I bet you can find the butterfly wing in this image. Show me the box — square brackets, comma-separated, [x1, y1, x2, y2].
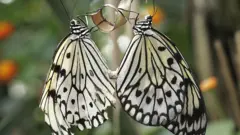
[151, 29, 207, 135]
[55, 34, 115, 130]
[44, 91, 73, 135]
[163, 83, 207, 135]
[40, 35, 74, 135]
[40, 34, 115, 134]
[116, 31, 186, 126]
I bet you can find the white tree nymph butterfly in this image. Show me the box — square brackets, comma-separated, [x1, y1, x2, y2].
[116, 15, 207, 135]
[39, 19, 116, 135]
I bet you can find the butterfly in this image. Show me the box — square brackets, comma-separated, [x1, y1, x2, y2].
[39, 19, 116, 135]
[116, 15, 207, 135]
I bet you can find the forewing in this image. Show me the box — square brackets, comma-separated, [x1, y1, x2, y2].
[116, 32, 185, 126]
[151, 29, 207, 134]
[39, 34, 73, 135]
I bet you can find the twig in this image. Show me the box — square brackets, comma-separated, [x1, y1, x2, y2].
[234, 31, 240, 87]
[214, 39, 240, 128]
[104, 0, 121, 135]
[192, 0, 213, 80]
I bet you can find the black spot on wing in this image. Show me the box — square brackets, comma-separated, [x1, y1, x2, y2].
[173, 53, 182, 63]
[89, 102, 93, 108]
[166, 91, 172, 97]
[144, 87, 149, 94]
[60, 69, 66, 77]
[157, 98, 163, 105]
[48, 90, 57, 103]
[76, 118, 85, 125]
[136, 90, 142, 97]
[66, 52, 71, 58]
[53, 65, 61, 73]
[71, 99, 75, 104]
[167, 58, 174, 66]
[158, 46, 166, 51]
[63, 87, 68, 92]
[48, 90, 56, 98]
[146, 96, 152, 104]
[171, 76, 177, 84]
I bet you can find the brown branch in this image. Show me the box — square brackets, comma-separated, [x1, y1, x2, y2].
[104, 1, 121, 135]
[192, 0, 213, 80]
[234, 31, 240, 87]
[214, 39, 240, 128]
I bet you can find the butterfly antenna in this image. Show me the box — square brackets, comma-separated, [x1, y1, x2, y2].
[76, 15, 88, 26]
[117, 7, 139, 26]
[76, 14, 98, 32]
[152, 0, 157, 17]
[85, 16, 89, 26]
[60, 0, 70, 21]
[71, 0, 78, 19]
[88, 20, 104, 33]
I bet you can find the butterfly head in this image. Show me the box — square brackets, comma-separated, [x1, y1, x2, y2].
[145, 15, 153, 22]
[70, 19, 88, 35]
[133, 15, 153, 34]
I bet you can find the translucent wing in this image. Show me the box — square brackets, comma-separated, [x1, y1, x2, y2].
[117, 33, 185, 126]
[40, 35, 74, 135]
[152, 30, 207, 135]
[40, 20, 115, 134]
[55, 35, 115, 130]
[116, 16, 207, 134]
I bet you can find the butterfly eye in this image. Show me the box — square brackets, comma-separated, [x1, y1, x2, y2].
[70, 21, 74, 25]
[145, 15, 152, 20]
[77, 20, 81, 25]
[70, 20, 76, 26]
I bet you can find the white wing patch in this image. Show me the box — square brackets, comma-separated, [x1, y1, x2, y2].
[40, 34, 115, 134]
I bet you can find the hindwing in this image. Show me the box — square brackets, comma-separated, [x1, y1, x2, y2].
[152, 30, 207, 134]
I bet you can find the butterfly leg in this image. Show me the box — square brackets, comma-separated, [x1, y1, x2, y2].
[107, 68, 119, 79]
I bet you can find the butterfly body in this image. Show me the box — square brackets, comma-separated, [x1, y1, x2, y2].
[116, 15, 207, 135]
[39, 19, 115, 135]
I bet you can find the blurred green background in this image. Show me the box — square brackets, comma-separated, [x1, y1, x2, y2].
[1, 0, 240, 135]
